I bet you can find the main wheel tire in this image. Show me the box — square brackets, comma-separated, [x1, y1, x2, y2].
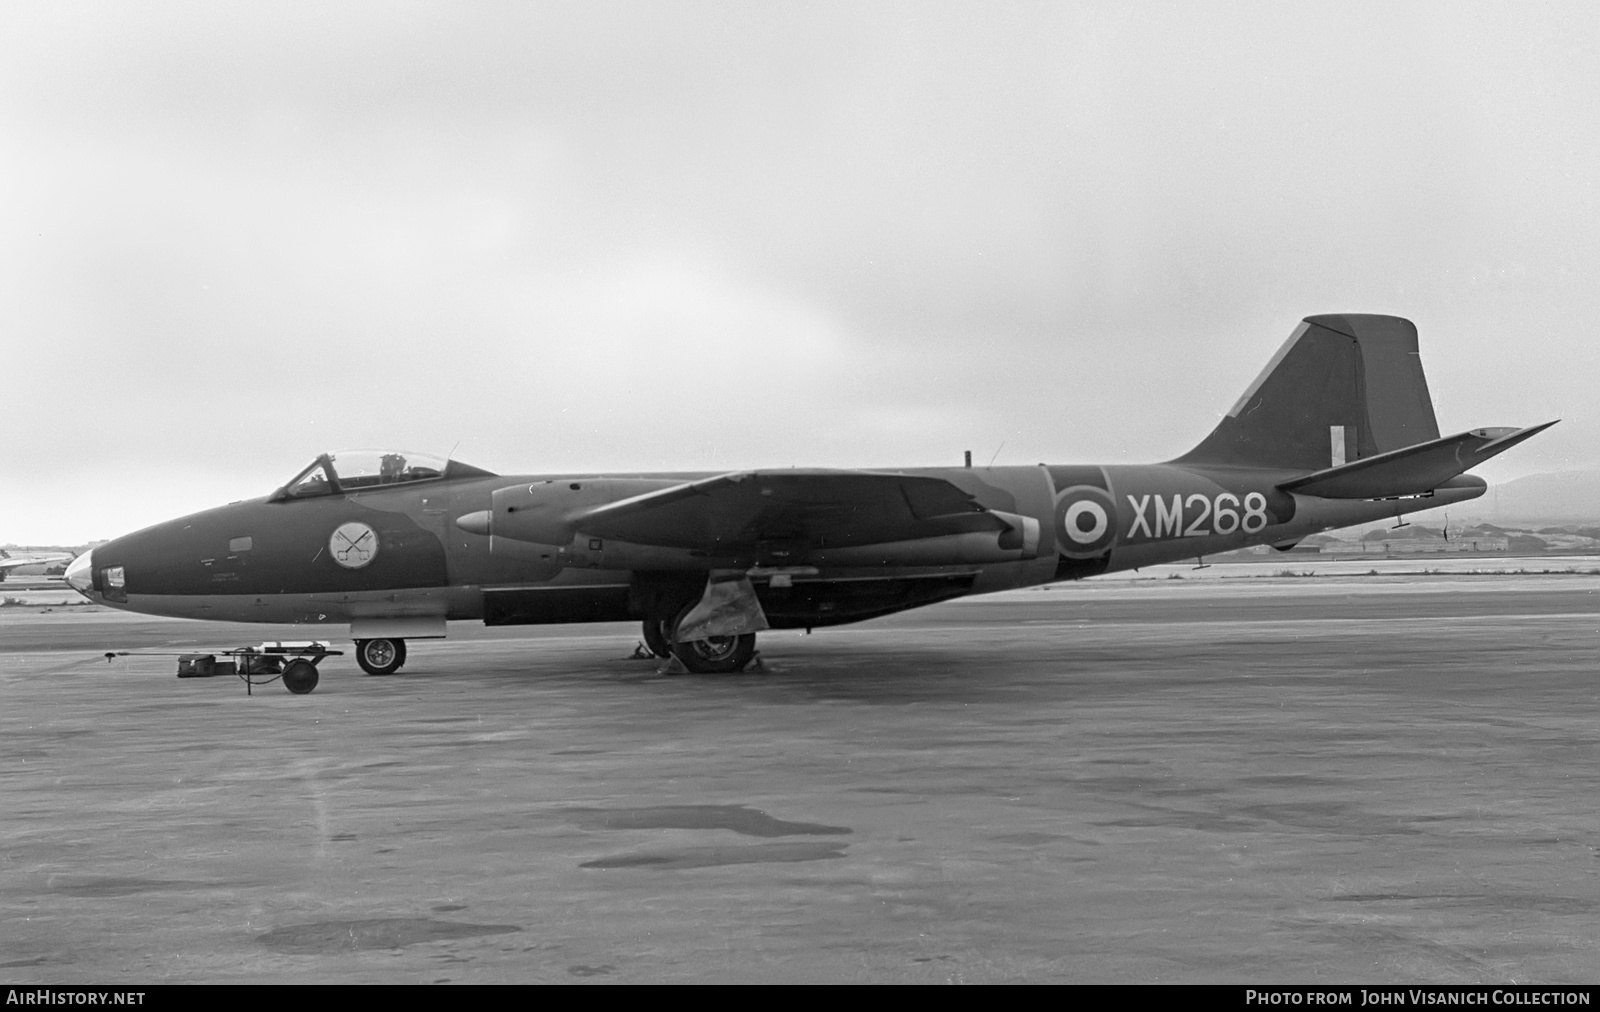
[671, 632, 757, 674]
[282, 659, 319, 695]
[355, 638, 406, 676]
[641, 617, 674, 659]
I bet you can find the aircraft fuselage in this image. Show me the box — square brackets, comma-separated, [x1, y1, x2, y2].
[73, 461, 1485, 630]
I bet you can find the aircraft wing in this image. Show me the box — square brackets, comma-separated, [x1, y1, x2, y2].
[1278, 421, 1557, 499]
[573, 470, 1009, 551]
[0, 553, 72, 572]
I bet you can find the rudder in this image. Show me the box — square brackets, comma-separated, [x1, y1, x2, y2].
[1176, 314, 1440, 471]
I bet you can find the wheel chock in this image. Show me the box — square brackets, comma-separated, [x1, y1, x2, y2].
[629, 642, 655, 660]
[656, 655, 690, 676]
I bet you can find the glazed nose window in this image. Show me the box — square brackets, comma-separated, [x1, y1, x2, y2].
[101, 566, 127, 602]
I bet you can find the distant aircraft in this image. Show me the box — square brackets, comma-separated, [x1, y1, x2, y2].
[0, 550, 74, 582]
[67, 315, 1552, 686]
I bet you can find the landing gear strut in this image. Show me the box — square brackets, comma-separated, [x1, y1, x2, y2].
[355, 637, 407, 676]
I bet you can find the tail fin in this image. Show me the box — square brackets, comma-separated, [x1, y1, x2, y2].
[1177, 314, 1440, 471]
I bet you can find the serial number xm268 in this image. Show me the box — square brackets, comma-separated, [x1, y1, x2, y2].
[67, 315, 1551, 688]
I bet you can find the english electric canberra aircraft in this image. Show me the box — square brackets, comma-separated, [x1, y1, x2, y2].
[67, 315, 1551, 685]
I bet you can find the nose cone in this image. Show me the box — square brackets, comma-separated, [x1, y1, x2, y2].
[65, 550, 93, 597]
[455, 510, 492, 536]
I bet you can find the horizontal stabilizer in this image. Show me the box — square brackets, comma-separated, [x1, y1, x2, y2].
[1279, 421, 1557, 499]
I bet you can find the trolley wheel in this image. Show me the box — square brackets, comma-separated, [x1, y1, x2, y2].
[282, 658, 319, 695]
[355, 638, 406, 676]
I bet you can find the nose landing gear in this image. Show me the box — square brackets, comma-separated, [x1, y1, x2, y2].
[354, 637, 407, 676]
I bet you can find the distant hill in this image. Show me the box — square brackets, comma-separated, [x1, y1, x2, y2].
[1453, 469, 1600, 526]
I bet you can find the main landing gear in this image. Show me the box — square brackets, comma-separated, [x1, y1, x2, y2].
[355, 637, 407, 676]
[640, 609, 758, 675]
[671, 631, 757, 674]
[641, 618, 674, 660]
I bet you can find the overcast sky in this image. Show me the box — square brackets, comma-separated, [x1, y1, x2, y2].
[3, 2, 1597, 544]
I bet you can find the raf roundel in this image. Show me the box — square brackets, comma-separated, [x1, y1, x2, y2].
[1053, 485, 1117, 559]
[329, 521, 379, 569]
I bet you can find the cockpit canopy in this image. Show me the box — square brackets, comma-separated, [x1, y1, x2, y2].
[279, 450, 450, 499]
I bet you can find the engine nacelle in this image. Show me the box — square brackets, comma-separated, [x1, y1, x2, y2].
[808, 513, 1039, 568]
[457, 486, 1042, 570]
[458, 478, 679, 548]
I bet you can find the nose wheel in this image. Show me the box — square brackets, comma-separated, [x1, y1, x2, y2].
[354, 637, 407, 676]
